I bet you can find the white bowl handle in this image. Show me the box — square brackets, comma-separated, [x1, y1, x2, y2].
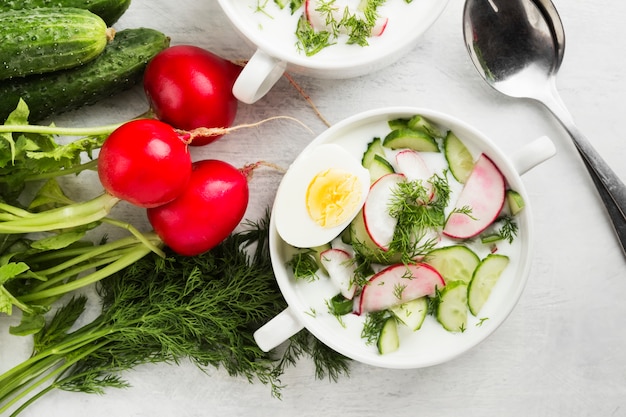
[232, 49, 287, 104]
[253, 307, 304, 352]
[510, 135, 556, 175]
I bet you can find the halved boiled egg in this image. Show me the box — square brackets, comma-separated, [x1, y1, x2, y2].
[274, 144, 370, 248]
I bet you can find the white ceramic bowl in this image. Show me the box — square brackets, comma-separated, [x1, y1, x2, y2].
[216, 0, 450, 103]
[254, 107, 555, 369]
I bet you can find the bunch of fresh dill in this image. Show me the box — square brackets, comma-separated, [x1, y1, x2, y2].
[0, 214, 351, 416]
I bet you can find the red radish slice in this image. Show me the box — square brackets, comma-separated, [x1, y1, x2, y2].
[395, 149, 434, 201]
[363, 173, 405, 251]
[305, 0, 388, 37]
[443, 154, 506, 239]
[358, 263, 445, 314]
[320, 248, 357, 299]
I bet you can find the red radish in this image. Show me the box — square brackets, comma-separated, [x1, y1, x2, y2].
[143, 45, 242, 146]
[363, 173, 405, 251]
[305, 0, 388, 37]
[147, 159, 249, 256]
[320, 248, 357, 299]
[443, 153, 506, 239]
[358, 263, 445, 314]
[395, 149, 434, 201]
[98, 119, 192, 208]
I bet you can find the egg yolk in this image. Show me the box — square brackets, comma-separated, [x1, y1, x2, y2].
[306, 168, 363, 228]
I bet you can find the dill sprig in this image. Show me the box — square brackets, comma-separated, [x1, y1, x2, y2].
[0, 214, 351, 415]
[387, 173, 452, 261]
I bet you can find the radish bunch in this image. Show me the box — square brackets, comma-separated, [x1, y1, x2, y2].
[98, 118, 249, 256]
[98, 45, 251, 256]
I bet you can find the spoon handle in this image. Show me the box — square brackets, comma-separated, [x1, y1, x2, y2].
[541, 82, 626, 255]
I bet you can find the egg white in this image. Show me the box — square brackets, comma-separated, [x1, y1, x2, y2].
[274, 144, 371, 248]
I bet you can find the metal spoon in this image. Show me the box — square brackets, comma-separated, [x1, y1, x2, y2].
[463, 0, 626, 257]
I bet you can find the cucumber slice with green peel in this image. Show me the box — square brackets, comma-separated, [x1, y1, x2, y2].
[407, 114, 445, 138]
[362, 137, 386, 168]
[391, 297, 428, 331]
[311, 243, 332, 274]
[387, 117, 410, 130]
[377, 317, 400, 354]
[444, 131, 474, 183]
[506, 189, 525, 215]
[383, 128, 439, 152]
[436, 280, 468, 332]
[425, 245, 480, 284]
[368, 154, 395, 184]
[468, 254, 510, 316]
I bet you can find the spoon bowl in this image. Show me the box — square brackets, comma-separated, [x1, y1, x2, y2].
[463, 0, 626, 256]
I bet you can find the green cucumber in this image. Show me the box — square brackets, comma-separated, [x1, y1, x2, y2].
[424, 245, 480, 284]
[0, 8, 112, 81]
[377, 317, 400, 354]
[0, 27, 170, 123]
[467, 254, 509, 316]
[506, 189, 525, 215]
[444, 130, 474, 183]
[383, 128, 439, 152]
[407, 114, 445, 138]
[361, 137, 385, 168]
[368, 154, 395, 184]
[391, 297, 428, 331]
[436, 280, 468, 332]
[387, 117, 410, 130]
[0, 0, 132, 25]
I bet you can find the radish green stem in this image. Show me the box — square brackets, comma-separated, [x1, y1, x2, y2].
[0, 123, 123, 137]
[18, 239, 159, 303]
[0, 193, 120, 234]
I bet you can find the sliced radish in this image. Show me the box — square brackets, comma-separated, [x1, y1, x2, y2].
[443, 153, 506, 239]
[395, 149, 434, 201]
[320, 248, 357, 299]
[305, 0, 388, 37]
[363, 173, 405, 251]
[358, 263, 445, 314]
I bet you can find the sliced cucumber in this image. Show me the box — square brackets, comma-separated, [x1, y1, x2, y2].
[328, 293, 354, 316]
[391, 297, 428, 331]
[506, 189, 525, 215]
[444, 131, 474, 183]
[368, 154, 395, 184]
[424, 245, 480, 284]
[436, 280, 468, 332]
[377, 317, 400, 354]
[387, 117, 410, 130]
[383, 128, 439, 152]
[312, 243, 332, 274]
[361, 137, 386, 168]
[468, 254, 510, 316]
[407, 114, 445, 138]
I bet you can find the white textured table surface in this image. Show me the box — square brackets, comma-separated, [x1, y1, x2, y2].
[2, 1, 626, 416]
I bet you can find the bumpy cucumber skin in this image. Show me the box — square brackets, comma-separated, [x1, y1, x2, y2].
[0, 28, 170, 123]
[0, 8, 109, 81]
[0, 0, 131, 25]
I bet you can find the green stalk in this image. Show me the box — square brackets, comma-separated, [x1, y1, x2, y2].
[0, 322, 110, 397]
[18, 242, 157, 303]
[0, 123, 122, 137]
[0, 341, 110, 416]
[0, 193, 120, 234]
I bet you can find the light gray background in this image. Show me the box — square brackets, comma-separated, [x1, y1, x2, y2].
[1, 1, 626, 416]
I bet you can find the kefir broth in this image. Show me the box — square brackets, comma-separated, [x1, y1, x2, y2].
[276, 113, 527, 366]
[231, 0, 444, 66]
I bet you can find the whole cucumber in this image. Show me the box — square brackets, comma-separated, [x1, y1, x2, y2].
[0, 28, 170, 123]
[0, 8, 113, 81]
[0, 0, 131, 26]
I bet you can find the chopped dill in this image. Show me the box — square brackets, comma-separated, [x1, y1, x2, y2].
[361, 310, 391, 345]
[287, 249, 320, 281]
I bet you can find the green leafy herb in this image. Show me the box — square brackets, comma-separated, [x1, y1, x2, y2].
[287, 249, 320, 281]
[0, 216, 351, 415]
